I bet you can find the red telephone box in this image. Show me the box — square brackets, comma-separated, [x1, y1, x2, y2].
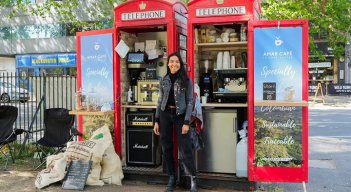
[113, 0, 188, 163]
[188, 0, 308, 183]
[76, 0, 308, 186]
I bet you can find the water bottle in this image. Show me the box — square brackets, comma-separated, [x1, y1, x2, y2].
[127, 86, 133, 103]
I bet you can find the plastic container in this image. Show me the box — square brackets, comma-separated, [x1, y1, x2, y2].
[127, 87, 133, 103]
[236, 137, 248, 177]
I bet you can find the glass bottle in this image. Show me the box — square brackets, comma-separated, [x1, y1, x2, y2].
[75, 88, 82, 110]
[240, 24, 247, 41]
[87, 88, 97, 111]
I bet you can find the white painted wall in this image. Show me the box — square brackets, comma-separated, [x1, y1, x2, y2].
[0, 57, 16, 73]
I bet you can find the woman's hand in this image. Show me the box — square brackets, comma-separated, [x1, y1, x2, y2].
[182, 124, 189, 134]
[153, 122, 160, 135]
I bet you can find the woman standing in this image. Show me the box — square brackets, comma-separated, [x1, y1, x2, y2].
[153, 52, 197, 192]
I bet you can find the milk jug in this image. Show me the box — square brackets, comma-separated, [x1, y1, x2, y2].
[236, 120, 248, 177]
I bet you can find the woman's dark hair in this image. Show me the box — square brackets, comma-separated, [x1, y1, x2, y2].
[166, 52, 189, 87]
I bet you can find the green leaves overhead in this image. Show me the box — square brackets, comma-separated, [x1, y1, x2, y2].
[1, 0, 349, 58]
[262, 0, 351, 58]
[0, 0, 117, 31]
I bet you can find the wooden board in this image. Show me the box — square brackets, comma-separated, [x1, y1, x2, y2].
[69, 110, 114, 116]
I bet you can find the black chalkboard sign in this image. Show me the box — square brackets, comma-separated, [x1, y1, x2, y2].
[62, 160, 92, 190]
[263, 82, 276, 100]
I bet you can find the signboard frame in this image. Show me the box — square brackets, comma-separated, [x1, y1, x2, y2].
[248, 20, 309, 182]
[76, 29, 118, 152]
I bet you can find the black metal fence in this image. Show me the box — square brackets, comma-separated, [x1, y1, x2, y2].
[0, 72, 77, 144]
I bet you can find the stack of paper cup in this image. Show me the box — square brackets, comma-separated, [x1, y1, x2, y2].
[216, 52, 223, 69]
[231, 55, 236, 68]
[223, 51, 230, 69]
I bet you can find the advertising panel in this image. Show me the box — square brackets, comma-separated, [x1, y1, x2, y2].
[254, 27, 303, 167]
[254, 27, 302, 101]
[249, 20, 308, 182]
[80, 33, 114, 107]
[16, 53, 76, 67]
[254, 106, 302, 167]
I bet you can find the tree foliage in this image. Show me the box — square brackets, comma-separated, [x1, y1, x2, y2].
[261, 0, 351, 58]
[1, 0, 349, 58]
[0, 0, 120, 31]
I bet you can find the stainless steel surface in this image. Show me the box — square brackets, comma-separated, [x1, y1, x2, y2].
[197, 109, 237, 174]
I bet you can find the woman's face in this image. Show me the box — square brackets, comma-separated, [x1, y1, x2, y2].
[168, 55, 181, 74]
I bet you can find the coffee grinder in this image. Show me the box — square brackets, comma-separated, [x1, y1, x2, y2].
[199, 60, 213, 102]
[127, 52, 147, 103]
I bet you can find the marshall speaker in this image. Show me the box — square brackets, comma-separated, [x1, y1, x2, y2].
[126, 110, 160, 166]
[126, 128, 161, 166]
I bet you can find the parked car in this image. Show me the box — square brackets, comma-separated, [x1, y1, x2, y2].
[0, 82, 30, 103]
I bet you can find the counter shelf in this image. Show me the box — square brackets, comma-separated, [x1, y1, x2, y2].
[308, 79, 333, 82]
[214, 68, 248, 74]
[201, 103, 247, 108]
[195, 42, 248, 51]
[69, 110, 114, 116]
[254, 100, 309, 107]
[121, 104, 157, 109]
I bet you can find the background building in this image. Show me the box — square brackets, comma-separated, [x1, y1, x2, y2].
[0, 0, 113, 76]
[308, 31, 350, 95]
[345, 36, 351, 84]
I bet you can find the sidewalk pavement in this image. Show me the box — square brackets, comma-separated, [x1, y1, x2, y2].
[0, 170, 236, 192]
[309, 95, 351, 108]
[2, 95, 350, 192]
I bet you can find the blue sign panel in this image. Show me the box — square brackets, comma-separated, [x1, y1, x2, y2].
[31, 54, 58, 66]
[16, 53, 76, 67]
[58, 53, 76, 66]
[81, 33, 114, 107]
[16, 55, 31, 67]
[254, 27, 302, 101]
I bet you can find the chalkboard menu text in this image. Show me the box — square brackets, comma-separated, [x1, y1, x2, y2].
[62, 160, 92, 190]
[263, 82, 276, 100]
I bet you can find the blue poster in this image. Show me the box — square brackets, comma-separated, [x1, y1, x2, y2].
[254, 27, 302, 101]
[81, 33, 114, 108]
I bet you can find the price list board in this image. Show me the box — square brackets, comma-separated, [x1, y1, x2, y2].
[62, 160, 92, 190]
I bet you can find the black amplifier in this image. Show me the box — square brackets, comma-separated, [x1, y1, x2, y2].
[126, 129, 161, 166]
[126, 111, 154, 127]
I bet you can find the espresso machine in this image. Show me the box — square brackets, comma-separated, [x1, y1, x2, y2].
[199, 60, 213, 102]
[199, 73, 213, 102]
[213, 69, 247, 103]
[127, 52, 147, 103]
